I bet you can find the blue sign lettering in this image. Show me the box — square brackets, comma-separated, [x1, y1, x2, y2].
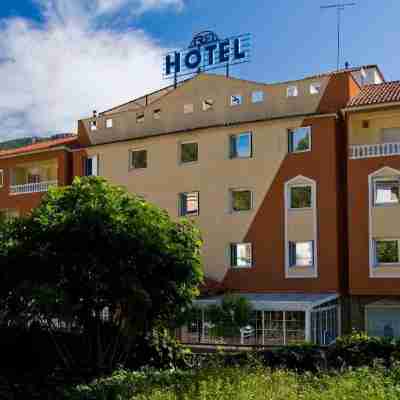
[163, 32, 251, 79]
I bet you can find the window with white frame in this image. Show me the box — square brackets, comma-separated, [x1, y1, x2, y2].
[130, 149, 147, 170]
[287, 85, 298, 97]
[231, 189, 252, 212]
[288, 127, 311, 153]
[289, 185, 312, 209]
[0, 169, 4, 187]
[202, 99, 214, 111]
[289, 241, 314, 267]
[105, 118, 113, 128]
[231, 243, 252, 268]
[84, 155, 99, 176]
[180, 142, 198, 164]
[90, 120, 97, 131]
[373, 178, 400, 205]
[230, 95, 243, 106]
[179, 192, 199, 216]
[374, 239, 400, 265]
[230, 132, 252, 159]
[184, 104, 194, 114]
[310, 82, 321, 95]
[251, 91, 264, 103]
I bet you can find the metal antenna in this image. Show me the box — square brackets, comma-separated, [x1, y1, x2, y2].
[321, 2, 356, 71]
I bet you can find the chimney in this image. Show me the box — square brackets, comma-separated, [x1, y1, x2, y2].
[345, 61, 350, 69]
[93, 110, 97, 118]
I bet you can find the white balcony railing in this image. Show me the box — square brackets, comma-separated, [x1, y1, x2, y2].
[10, 180, 58, 195]
[349, 142, 400, 159]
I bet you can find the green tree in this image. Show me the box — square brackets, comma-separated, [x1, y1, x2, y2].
[0, 176, 203, 372]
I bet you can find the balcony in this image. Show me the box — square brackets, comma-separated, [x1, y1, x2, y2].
[10, 160, 58, 195]
[349, 142, 400, 159]
[10, 180, 58, 195]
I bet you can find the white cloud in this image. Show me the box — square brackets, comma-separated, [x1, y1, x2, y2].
[0, 0, 183, 140]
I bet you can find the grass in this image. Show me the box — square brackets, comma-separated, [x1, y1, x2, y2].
[69, 364, 400, 400]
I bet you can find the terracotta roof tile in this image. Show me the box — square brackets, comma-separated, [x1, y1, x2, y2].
[0, 136, 78, 157]
[347, 81, 400, 108]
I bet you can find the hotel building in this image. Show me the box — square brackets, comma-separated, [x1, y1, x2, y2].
[1, 64, 398, 344]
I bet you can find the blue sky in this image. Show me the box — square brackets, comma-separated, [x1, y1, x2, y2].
[0, 0, 399, 140]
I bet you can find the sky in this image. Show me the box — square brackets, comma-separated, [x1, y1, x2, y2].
[0, 0, 399, 140]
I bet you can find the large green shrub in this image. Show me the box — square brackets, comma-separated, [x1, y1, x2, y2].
[0, 176, 203, 374]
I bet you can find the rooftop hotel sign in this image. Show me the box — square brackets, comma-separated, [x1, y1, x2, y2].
[163, 31, 251, 80]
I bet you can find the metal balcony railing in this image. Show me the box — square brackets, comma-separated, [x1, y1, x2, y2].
[349, 142, 400, 159]
[10, 180, 58, 195]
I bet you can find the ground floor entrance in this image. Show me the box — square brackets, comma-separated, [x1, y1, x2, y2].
[179, 293, 340, 346]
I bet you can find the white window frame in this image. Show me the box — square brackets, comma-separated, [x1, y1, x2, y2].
[287, 85, 298, 97]
[373, 177, 400, 206]
[288, 184, 313, 210]
[184, 104, 194, 114]
[251, 91, 264, 103]
[284, 175, 318, 278]
[288, 126, 312, 154]
[230, 188, 253, 213]
[129, 149, 147, 170]
[0, 169, 4, 187]
[230, 242, 253, 268]
[230, 94, 243, 107]
[105, 118, 113, 128]
[310, 82, 321, 95]
[373, 238, 400, 267]
[202, 99, 214, 111]
[368, 167, 400, 277]
[84, 155, 99, 176]
[288, 241, 314, 268]
[179, 191, 199, 217]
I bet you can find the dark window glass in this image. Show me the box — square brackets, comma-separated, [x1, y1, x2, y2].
[375, 240, 399, 264]
[131, 150, 147, 169]
[181, 143, 198, 163]
[232, 190, 252, 211]
[290, 186, 312, 209]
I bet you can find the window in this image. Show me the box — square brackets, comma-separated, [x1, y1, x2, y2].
[374, 179, 400, 205]
[287, 85, 298, 97]
[382, 128, 400, 143]
[288, 127, 311, 153]
[179, 192, 199, 216]
[181, 142, 198, 164]
[310, 82, 321, 95]
[202, 99, 214, 111]
[289, 185, 312, 209]
[374, 239, 400, 265]
[230, 132, 252, 159]
[251, 91, 264, 103]
[289, 241, 314, 267]
[184, 104, 194, 114]
[230, 95, 243, 106]
[231, 189, 252, 212]
[231, 243, 252, 268]
[90, 120, 97, 131]
[153, 109, 161, 120]
[105, 118, 113, 128]
[84, 155, 98, 176]
[0, 169, 4, 187]
[136, 112, 144, 123]
[130, 150, 147, 170]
